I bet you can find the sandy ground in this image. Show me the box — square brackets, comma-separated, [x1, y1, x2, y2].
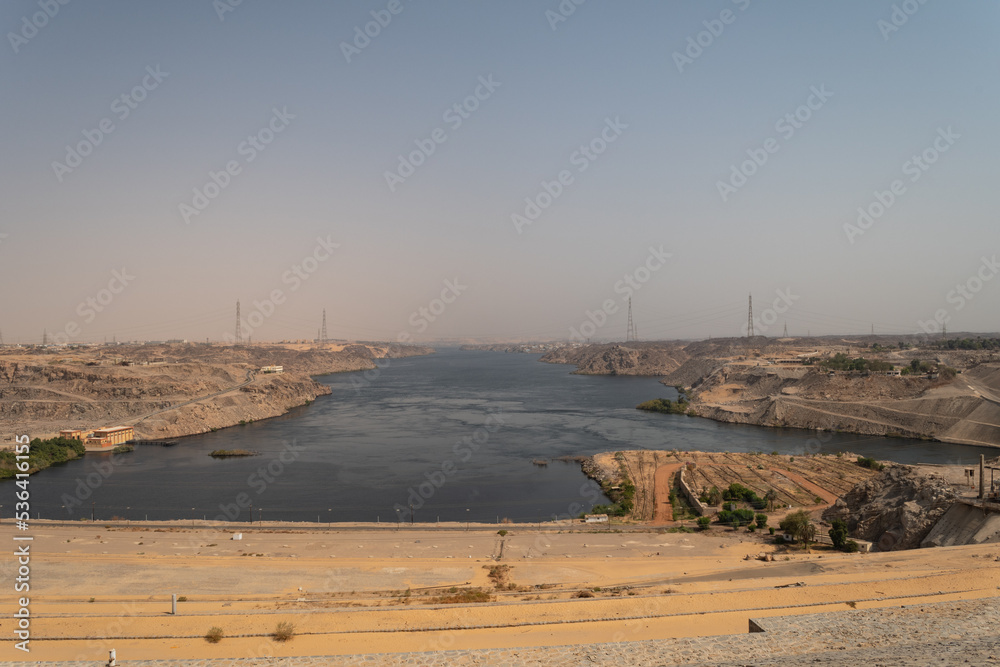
[3, 521, 999, 662]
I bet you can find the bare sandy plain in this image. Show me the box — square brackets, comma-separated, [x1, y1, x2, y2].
[3, 520, 999, 662]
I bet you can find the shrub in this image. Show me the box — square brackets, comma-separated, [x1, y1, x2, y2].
[696, 516, 711, 530]
[768, 527, 775, 535]
[844, 540, 860, 553]
[272, 621, 295, 642]
[755, 513, 768, 529]
[856, 456, 884, 471]
[497, 529, 508, 536]
[176, 596, 188, 602]
[205, 626, 224, 644]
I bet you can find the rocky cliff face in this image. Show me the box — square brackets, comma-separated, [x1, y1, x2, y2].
[540, 343, 688, 376]
[0, 343, 433, 442]
[823, 466, 957, 551]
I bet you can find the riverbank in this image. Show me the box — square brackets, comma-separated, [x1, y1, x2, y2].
[0, 341, 434, 446]
[539, 339, 1000, 449]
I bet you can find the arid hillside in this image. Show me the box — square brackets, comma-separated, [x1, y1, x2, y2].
[539, 342, 689, 376]
[0, 342, 432, 442]
[541, 336, 1000, 448]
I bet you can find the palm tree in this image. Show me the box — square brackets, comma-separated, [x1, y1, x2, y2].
[765, 488, 777, 511]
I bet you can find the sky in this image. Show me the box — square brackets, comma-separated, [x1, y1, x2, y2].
[1, 0, 998, 344]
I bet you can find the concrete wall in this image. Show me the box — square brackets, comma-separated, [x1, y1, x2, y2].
[678, 467, 717, 517]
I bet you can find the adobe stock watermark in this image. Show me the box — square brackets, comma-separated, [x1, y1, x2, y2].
[672, 0, 752, 73]
[717, 85, 833, 203]
[178, 106, 294, 224]
[384, 75, 501, 193]
[877, 0, 931, 41]
[213, 0, 243, 22]
[8, 0, 71, 54]
[340, 0, 411, 63]
[392, 409, 504, 522]
[49, 268, 135, 345]
[222, 235, 340, 343]
[569, 246, 671, 342]
[545, 0, 587, 31]
[511, 116, 628, 234]
[916, 255, 999, 336]
[740, 288, 799, 337]
[215, 439, 304, 522]
[350, 277, 468, 393]
[51, 66, 169, 183]
[59, 449, 132, 516]
[843, 126, 959, 245]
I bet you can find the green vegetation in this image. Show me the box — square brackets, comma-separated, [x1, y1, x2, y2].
[113, 444, 134, 454]
[755, 513, 768, 529]
[819, 353, 894, 373]
[0, 437, 86, 479]
[716, 508, 755, 527]
[696, 516, 711, 530]
[779, 510, 816, 549]
[209, 449, 257, 458]
[829, 519, 861, 553]
[636, 398, 689, 414]
[934, 337, 1000, 350]
[497, 529, 508, 537]
[205, 626, 224, 644]
[856, 456, 885, 471]
[591, 452, 636, 517]
[698, 486, 723, 507]
[722, 483, 766, 508]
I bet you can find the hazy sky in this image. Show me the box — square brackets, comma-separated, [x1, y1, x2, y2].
[2, 1, 998, 344]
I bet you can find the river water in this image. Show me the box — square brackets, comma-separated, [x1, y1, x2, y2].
[25, 349, 997, 523]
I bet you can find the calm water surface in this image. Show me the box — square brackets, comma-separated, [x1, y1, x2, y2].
[27, 349, 997, 522]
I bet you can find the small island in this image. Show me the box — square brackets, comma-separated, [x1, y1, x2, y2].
[636, 398, 690, 415]
[209, 449, 258, 458]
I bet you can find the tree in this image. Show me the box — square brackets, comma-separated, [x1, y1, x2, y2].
[779, 510, 815, 549]
[765, 488, 778, 511]
[829, 519, 849, 550]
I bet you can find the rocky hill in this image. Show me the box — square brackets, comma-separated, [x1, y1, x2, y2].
[539, 342, 688, 376]
[0, 342, 432, 442]
[823, 465, 958, 550]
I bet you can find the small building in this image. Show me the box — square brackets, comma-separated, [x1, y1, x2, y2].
[260, 365, 283, 374]
[885, 369, 901, 377]
[584, 514, 609, 523]
[59, 429, 90, 441]
[84, 426, 134, 451]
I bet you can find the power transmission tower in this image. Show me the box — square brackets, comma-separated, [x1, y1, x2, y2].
[234, 300, 243, 346]
[321, 309, 328, 343]
[42, 329, 48, 345]
[746, 294, 754, 337]
[783, 322, 788, 338]
[626, 297, 637, 342]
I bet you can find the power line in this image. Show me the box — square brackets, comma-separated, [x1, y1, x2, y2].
[234, 300, 243, 346]
[626, 297, 637, 342]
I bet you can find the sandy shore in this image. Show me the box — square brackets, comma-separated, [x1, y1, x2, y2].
[2, 521, 999, 662]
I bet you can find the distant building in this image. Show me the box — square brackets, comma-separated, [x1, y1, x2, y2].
[84, 426, 134, 451]
[584, 514, 609, 523]
[59, 429, 89, 441]
[260, 365, 283, 374]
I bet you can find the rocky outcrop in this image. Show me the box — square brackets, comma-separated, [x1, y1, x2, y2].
[540, 343, 688, 376]
[0, 343, 433, 442]
[823, 466, 957, 551]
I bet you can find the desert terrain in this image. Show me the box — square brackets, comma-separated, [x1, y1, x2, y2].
[3, 520, 999, 663]
[0, 342, 432, 444]
[542, 335, 1000, 448]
